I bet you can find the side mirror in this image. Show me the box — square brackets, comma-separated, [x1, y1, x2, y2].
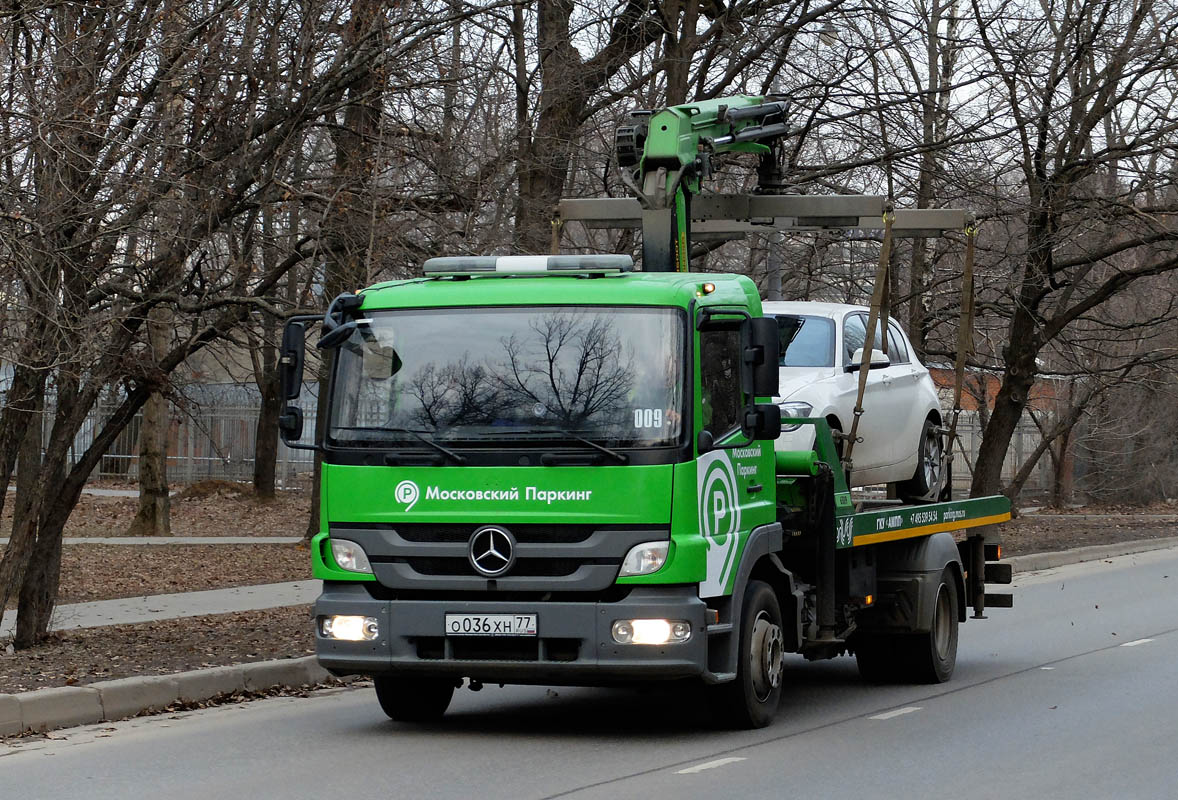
[280, 321, 306, 400]
[697, 429, 715, 454]
[743, 403, 782, 441]
[845, 347, 890, 373]
[317, 320, 356, 350]
[278, 407, 303, 441]
[744, 317, 780, 396]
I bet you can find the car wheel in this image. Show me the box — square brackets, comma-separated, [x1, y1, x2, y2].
[898, 417, 943, 503]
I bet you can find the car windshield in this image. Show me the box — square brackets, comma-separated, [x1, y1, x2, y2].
[774, 315, 835, 367]
[329, 306, 685, 448]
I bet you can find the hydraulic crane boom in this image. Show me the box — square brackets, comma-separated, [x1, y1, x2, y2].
[615, 95, 792, 272]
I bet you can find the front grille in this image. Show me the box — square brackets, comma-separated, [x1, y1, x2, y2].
[332, 523, 667, 593]
[397, 557, 592, 578]
[389, 523, 598, 544]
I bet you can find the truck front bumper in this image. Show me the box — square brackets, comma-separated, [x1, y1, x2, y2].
[314, 582, 709, 685]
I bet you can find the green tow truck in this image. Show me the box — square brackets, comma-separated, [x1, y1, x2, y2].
[278, 96, 1012, 728]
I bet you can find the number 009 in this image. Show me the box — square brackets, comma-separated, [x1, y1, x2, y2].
[633, 408, 663, 428]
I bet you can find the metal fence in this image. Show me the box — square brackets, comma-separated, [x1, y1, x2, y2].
[57, 387, 1052, 500]
[63, 384, 318, 484]
[947, 413, 1051, 500]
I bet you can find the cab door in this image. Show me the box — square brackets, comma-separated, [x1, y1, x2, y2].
[695, 322, 775, 598]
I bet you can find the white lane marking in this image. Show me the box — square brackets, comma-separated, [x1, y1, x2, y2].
[1120, 638, 1155, 647]
[869, 706, 923, 720]
[1040, 667, 1056, 670]
[676, 757, 746, 775]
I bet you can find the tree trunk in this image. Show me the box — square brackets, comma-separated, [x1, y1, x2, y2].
[252, 205, 283, 499]
[14, 454, 66, 648]
[127, 307, 172, 536]
[254, 364, 281, 499]
[970, 304, 1040, 496]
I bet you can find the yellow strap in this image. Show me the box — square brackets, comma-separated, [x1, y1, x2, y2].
[945, 215, 977, 465]
[844, 202, 895, 472]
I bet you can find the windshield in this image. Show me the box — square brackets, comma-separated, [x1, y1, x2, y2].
[329, 306, 686, 448]
[774, 314, 835, 367]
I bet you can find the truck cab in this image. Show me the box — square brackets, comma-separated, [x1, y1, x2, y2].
[283, 255, 796, 724]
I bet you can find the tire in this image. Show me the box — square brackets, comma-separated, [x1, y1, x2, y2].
[854, 567, 959, 684]
[905, 567, 959, 683]
[374, 676, 455, 722]
[709, 580, 785, 729]
[898, 417, 944, 504]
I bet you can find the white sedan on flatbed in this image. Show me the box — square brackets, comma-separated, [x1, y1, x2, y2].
[761, 301, 945, 502]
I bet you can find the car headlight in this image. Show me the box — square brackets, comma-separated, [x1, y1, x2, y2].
[330, 539, 373, 574]
[618, 541, 669, 576]
[777, 401, 813, 432]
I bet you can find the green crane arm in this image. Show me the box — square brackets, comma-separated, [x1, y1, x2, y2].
[616, 95, 792, 272]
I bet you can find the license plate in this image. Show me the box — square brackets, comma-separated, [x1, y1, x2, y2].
[445, 613, 537, 637]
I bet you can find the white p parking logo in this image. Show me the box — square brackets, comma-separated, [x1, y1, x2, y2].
[394, 480, 420, 512]
[711, 490, 728, 531]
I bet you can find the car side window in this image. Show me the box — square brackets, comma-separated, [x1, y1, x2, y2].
[699, 327, 744, 438]
[887, 323, 910, 364]
[842, 313, 867, 364]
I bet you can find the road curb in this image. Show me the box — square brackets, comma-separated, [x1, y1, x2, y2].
[1, 655, 339, 737]
[1006, 536, 1178, 573]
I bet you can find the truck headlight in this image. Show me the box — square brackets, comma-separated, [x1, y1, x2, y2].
[777, 401, 813, 432]
[330, 539, 373, 574]
[618, 541, 669, 576]
[611, 619, 691, 645]
[320, 615, 379, 641]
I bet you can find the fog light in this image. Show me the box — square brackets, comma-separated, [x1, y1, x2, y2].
[321, 615, 379, 641]
[330, 539, 373, 574]
[611, 618, 691, 645]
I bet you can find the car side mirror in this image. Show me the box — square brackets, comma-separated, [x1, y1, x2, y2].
[845, 347, 890, 373]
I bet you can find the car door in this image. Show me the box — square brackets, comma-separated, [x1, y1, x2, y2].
[881, 321, 928, 464]
[834, 312, 883, 472]
[838, 312, 911, 471]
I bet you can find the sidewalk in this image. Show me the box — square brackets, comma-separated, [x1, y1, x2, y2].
[0, 580, 321, 639]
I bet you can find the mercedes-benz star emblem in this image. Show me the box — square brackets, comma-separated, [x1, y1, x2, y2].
[468, 526, 516, 577]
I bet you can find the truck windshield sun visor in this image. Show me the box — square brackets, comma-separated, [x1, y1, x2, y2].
[326, 306, 687, 452]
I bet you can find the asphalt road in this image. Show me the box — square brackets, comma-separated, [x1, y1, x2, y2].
[4, 547, 1176, 800]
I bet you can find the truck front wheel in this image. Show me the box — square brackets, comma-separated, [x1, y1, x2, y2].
[374, 676, 455, 722]
[711, 580, 784, 729]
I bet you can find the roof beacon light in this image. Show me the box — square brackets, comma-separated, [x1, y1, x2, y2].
[423, 254, 634, 276]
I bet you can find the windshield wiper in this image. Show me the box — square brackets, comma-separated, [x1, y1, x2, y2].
[550, 429, 628, 464]
[337, 426, 467, 465]
[388, 428, 468, 465]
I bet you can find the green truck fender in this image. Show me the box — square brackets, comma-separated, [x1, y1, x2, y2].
[702, 521, 804, 683]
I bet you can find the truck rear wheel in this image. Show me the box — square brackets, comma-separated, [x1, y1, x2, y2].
[906, 567, 959, 683]
[374, 676, 455, 722]
[710, 580, 784, 729]
[854, 567, 958, 684]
